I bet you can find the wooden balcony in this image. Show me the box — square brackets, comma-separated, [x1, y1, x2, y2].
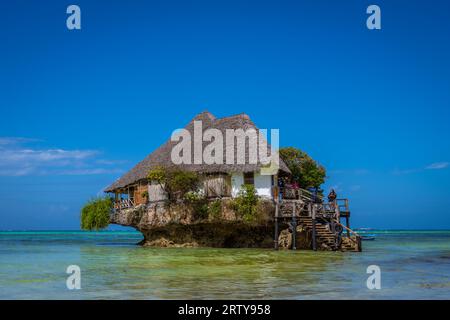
[114, 199, 135, 210]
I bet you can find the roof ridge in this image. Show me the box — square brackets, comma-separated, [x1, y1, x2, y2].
[214, 112, 250, 122]
[192, 110, 216, 121]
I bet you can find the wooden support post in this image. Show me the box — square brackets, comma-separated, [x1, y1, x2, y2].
[331, 220, 338, 250]
[274, 196, 279, 250]
[345, 216, 350, 237]
[291, 202, 297, 250]
[312, 204, 317, 251]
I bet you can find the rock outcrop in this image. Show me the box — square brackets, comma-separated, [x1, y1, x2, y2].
[277, 225, 313, 250]
[111, 199, 324, 249]
[110, 199, 276, 248]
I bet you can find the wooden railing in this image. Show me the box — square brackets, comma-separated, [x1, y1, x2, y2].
[280, 187, 323, 202]
[279, 189, 351, 220]
[333, 219, 362, 251]
[317, 202, 336, 215]
[275, 187, 361, 251]
[114, 199, 135, 210]
[299, 188, 323, 202]
[336, 198, 349, 212]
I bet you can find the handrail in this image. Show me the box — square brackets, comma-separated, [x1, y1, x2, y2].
[333, 219, 362, 251]
[336, 198, 349, 212]
[281, 187, 324, 203]
[281, 188, 349, 207]
[299, 188, 323, 202]
[333, 219, 361, 238]
[114, 198, 135, 210]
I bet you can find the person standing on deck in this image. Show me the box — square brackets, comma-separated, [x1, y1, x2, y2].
[328, 189, 337, 203]
[328, 189, 339, 220]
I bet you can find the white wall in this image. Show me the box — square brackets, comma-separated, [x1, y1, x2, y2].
[231, 172, 273, 199]
[231, 173, 244, 197]
[254, 173, 272, 198]
[148, 181, 167, 202]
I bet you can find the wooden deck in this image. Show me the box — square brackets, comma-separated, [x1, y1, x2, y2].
[274, 188, 361, 252]
[111, 185, 361, 252]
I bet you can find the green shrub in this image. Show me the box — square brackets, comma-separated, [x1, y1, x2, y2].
[279, 147, 326, 189]
[183, 190, 203, 202]
[147, 166, 166, 183]
[170, 170, 200, 196]
[208, 200, 222, 221]
[148, 166, 200, 201]
[184, 191, 208, 220]
[195, 202, 209, 220]
[232, 184, 259, 222]
[80, 197, 113, 230]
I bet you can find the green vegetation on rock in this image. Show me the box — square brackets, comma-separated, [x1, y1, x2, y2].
[148, 166, 200, 201]
[184, 190, 209, 220]
[232, 184, 259, 223]
[208, 200, 222, 221]
[80, 197, 113, 230]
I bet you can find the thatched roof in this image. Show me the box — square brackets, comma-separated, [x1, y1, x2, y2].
[105, 111, 291, 192]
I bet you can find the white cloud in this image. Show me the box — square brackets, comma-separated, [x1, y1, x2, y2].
[0, 137, 123, 176]
[392, 161, 449, 175]
[392, 168, 420, 175]
[0, 137, 39, 146]
[0, 148, 98, 163]
[426, 162, 449, 170]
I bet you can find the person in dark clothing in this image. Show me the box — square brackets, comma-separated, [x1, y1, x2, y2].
[328, 189, 337, 203]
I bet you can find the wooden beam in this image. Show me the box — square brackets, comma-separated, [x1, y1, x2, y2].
[274, 197, 279, 250]
[346, 216, 350, 237]
[312, 204, 317, 251]
[291, 201, 297, 250]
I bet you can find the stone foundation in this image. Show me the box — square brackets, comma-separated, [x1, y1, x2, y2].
[110, 199, 277, 248]
[111, 199, 320, 249]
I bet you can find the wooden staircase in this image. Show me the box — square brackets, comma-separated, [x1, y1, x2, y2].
[296, 217, 361, 252]
[275, 187, 362, 252]
[297, 217, 337, 250]
[340, 236, 360, 252]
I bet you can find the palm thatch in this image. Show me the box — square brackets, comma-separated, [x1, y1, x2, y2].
[105, 111, 290, 192]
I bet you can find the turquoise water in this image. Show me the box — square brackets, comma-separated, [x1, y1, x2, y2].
[0, 230, 449, 299]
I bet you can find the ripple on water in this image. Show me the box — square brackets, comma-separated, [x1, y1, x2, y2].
[0, 231, 449, 299]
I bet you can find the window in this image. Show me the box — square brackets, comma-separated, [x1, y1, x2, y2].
[243, 172, 254, 185]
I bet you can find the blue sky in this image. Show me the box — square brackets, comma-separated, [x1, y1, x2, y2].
[1, 0, 449, 230]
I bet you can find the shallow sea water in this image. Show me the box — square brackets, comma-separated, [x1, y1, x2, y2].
[0, 230, 449, 299]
